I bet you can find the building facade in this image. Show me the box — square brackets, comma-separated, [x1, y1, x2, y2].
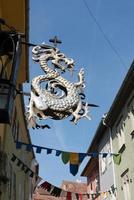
[81, 158, 100, 200]
[98, 127, 116, 200]
[81, 61, 134, 200]
[0, 1, 38, 199]
[81, 122, 115, 200]
[105, 61, 134, 200]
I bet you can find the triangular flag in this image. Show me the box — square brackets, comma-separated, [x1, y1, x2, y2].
[102, 153, 108, 158]
[40, 181, 52, 192]
[46, 148, 52, 154]
[24, 167, 29, 174]
[17, 159, 22, 166]
[70, 153, 79, 165]
[70, 164, 79, 176]
[61, 152, 70, 164]
[75, 193, 79, 200]
[79, 193, 83, 200]
[21, 164, 25, 171]
[50, 186, 62, 197]
[91, 152, 98, 157]
[16, 141, 22, 149]
[29, 171, 34, 178]
[79, 153, 87, 162]
[86, 193, 90, 199]
[55, 150, 62, 156]
[67, 192, 72, 200]
[26, 144, 33, 152]
[36, 146, 42, 154]
[11, 154, 16, 162]
[113, 154, 121, 165]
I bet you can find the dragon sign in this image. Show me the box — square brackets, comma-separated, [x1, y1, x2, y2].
[27, 44, 91, 129]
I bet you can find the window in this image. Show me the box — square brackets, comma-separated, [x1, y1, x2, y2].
[121, 169, 131, 200]
[117, 128, 125, 152]
[95, 175, 100, 193]
[100, 156, 107, 174]
[106, 141, 112, 165]
[116, 116, 125, 152]
[109, 185, 116, 200]
[130, 130, 134, 139]
[127, 96, 134, 135]
[100, 144, 110, 175]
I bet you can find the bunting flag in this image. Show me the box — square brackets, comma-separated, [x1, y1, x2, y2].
[75, 193, 79, 200]
[15, 141, 120, 176]
[69, 153, 86, 176]
[10, 153, 38, 179]
[113, 153, 121, 165]
[40, 181, 52, 192]
[50, 187, 62, 197]
[38, 180, 117, 199]
[66, 191, 72, 200]
[61, 151, 70, 164]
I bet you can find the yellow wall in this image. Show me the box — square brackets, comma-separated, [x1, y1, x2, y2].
[0, 1, 37, 199]
[0, 0, 29, 83]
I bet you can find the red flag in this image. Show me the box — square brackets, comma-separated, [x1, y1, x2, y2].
[67, 192, 72, 200]
[79, 193, 83, 200]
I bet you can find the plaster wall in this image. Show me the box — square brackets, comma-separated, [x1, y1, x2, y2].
[98, 129, 115, 199]
[112, 91, 134, 200]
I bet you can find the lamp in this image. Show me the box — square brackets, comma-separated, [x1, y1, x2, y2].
[0, 31, 15, 57]
[0, 30, 22, 124]
[0, 79, 15, 123]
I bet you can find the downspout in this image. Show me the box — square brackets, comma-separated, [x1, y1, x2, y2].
[102, 115, 116, 198]
[109, 126, 116, 191]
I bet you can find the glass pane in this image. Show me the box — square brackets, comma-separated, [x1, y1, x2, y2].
[0, 94, 8, 108]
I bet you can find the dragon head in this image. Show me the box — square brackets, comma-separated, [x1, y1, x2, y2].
[51, 52, 75, 73]
[32, 45, 55, 62]
[32, 44, 75, 73]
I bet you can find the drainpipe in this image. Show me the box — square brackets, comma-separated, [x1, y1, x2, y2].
[102, 115, 116, 198]
[109, 126, 116, 189]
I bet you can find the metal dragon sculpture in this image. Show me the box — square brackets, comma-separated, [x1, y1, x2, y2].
[27, 43, 91, 129]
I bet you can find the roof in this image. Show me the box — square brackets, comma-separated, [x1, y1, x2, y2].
[89, 60, 134, 152]
[81, 157, 99, 177]
[105, 60, 134, 126]
[61, 180, 87, 193]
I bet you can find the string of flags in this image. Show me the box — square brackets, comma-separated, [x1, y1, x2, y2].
[37, 180, 117, 199]
[15, 141, 121, 176]
[10, 153, 43, 189]
[10, 153, 36, 178]
[10, 153, 117, 199]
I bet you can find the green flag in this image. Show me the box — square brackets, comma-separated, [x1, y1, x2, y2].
[61, 152, 70, 164]
[113, 154, 121, 165]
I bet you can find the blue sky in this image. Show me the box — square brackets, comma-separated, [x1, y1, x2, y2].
[24, 0, 134, 186]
